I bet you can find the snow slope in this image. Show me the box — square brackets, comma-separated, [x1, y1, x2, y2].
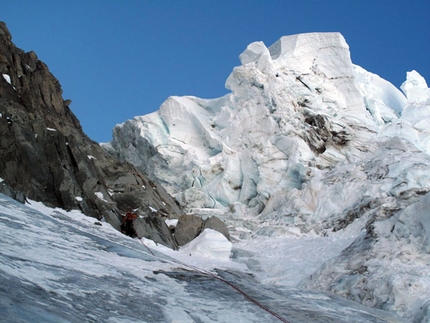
[104, 32, 430, 321]
[0, 194, 407, 322]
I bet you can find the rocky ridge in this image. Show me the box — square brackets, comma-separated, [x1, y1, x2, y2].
[0, 21, 230, 249]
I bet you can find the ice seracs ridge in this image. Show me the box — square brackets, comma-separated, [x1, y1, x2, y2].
[104, 32, 430, 321]
[106, 32, 422, 213]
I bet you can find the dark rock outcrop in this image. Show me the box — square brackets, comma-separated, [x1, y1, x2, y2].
[0, 179, 26, 203]
[174, 214, 230, 246]
[174, 214, 205, 246]
[133, 216, 178, 250]
[203, 216, 230, 240]
[0, 21, 183, 230]
[303, 113, 350, 154]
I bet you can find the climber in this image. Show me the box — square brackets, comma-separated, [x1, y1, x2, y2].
[120, 210, 138, 237]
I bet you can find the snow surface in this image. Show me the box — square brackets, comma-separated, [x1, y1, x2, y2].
[104, 32, 430, 321]
[95, 191, 107, 202]
[165, 218, 178, 228]
[2, 73, 11, 84]
[0, 194, 406, 322]
[180, 229, 232, 259]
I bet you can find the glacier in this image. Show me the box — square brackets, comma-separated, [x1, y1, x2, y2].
[103, 32, 430, 321]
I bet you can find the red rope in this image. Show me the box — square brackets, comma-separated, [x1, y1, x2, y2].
[168, 257, 290, 323]
[211, 272, 290, 323]
[140, 239, 290, 322]
[139, 238, 155, 256]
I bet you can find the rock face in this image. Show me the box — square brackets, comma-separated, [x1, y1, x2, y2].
[174, 214, 205, 246]
[174, 214, 230, 247]
[133, 216, 179, 250]
[0, 178, 26, 203]
[0, 21, 183, 231]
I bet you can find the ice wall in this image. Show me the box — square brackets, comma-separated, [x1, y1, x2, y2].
[106, 32, 417, 217]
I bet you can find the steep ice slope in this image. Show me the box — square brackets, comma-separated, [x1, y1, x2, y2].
[104, 32, 430, 321]
[0, 194, 408, 323]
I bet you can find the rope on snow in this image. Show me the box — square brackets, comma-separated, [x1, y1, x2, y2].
[139, 238, 155, 256]
[140, 238, 291, 323]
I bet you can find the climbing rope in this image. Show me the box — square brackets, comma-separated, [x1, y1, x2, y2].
[192, 266, 291, 323]
[139, 238, 155, 256]
[140, 238, 291, 323]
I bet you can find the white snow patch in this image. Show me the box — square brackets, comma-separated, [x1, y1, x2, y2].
[140, 228, 241, 273]
[2, 74, 11, 84]
[75, 196, 83, 202]
[181, 229, 232, 260]
[94, 192, 107, 202]
[47, 127, 57, 132]
[165, 219, 178, 227]
[149, 206, 157, 213]
[87, 155, 96, 160]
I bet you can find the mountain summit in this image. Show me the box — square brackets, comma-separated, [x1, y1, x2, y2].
[105, 32, 430, 321]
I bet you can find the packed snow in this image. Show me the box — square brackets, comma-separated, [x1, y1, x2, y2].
[0, 194, 407, 322]
[104, 32, 430, 321]
[2, 73, 11, 84]
[94, 191, 108, 202]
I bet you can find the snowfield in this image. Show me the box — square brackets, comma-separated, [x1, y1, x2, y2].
[103, 32, 430, 322]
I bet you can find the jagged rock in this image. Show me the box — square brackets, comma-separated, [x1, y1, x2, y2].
[203, 216, 230, 240]
[133, 216, 178, 250]
[0, 180, 26, 203]
[112, 193, 142, 210]
[174, 214, 204, 246]
[0, 21, 184, 235]
[174, 213, 230, 246]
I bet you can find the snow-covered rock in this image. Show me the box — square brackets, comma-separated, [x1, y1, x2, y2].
[180, 228, 232, 259]
[104, 32, 430, 321]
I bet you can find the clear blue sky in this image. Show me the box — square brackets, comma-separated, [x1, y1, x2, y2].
[3, 1, 429, 142]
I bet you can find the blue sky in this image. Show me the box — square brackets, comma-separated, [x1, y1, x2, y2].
[3, 1, 429, 142]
